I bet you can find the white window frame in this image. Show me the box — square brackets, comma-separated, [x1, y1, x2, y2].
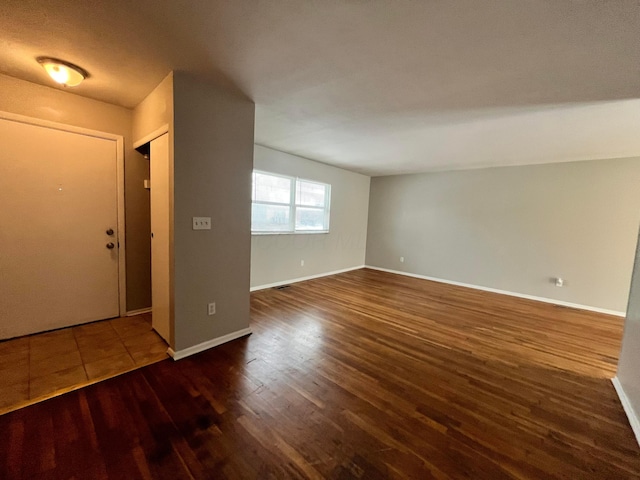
[251, 170, 331, 235]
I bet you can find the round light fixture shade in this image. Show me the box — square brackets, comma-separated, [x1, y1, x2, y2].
[37, 57, 88, 87]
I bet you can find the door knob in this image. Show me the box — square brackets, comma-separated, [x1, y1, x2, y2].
[106, 228, 114, 235]
[106, 242, 115, 249]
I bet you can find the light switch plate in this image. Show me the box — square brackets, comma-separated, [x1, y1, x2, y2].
[192, 217, 212, 230]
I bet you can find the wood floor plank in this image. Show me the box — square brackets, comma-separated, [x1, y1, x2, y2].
[0, 268, 638, 479]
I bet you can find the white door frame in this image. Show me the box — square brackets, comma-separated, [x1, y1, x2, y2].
[134, 124, 171, 344]
[133, 125, 169, 150]
[0, 110, 127, 316]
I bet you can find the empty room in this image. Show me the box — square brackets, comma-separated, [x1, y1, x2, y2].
[1, 1, 640, 479]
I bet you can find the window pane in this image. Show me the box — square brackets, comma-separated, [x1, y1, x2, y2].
[252, 203, 291, 231]
[253, 172, 291, 204]
[295, 207, 326, 231]
[296, 180, 326, 207]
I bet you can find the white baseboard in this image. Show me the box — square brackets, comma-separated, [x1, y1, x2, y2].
[167, 327, 252, 361]
[126, 307, 152, 317]
[250, 265, 365, 292]
[612, 377, 640, 447]
[365, 266, 626, 317]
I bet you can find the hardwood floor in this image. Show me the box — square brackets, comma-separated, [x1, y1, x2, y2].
[1, 268, 638, 479]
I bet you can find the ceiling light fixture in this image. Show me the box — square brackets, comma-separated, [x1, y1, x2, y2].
[37, 57, 88, 87]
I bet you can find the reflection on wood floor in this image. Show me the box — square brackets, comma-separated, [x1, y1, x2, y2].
[1, 268, 638, 479]
[0, 313, 168, 414]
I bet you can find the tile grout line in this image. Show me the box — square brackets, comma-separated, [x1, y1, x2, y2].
[81, 322, 124, 380]
[71, 325, 90, 383]
[114, 315, 165, 367]
[112, 319, 138, 366]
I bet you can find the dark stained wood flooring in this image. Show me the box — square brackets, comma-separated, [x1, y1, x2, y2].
[1, 268, 639, 479]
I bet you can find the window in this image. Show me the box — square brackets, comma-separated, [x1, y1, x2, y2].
[251, 171, 331, 234]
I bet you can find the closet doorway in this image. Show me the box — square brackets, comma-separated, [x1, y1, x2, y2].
[136, 129, 171, 344]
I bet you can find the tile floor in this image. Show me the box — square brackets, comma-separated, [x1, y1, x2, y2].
[0, 313, 168, 414]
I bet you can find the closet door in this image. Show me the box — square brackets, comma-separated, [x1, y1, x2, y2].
[150, 133, 171, 343]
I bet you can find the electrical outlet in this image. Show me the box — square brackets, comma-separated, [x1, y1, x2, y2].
[193, 217, 212, 230]
[400, 256, 404, 263]
[208, 302, 216, 315]
[301, 260, 305, 267]
[555, 277, 564, 287]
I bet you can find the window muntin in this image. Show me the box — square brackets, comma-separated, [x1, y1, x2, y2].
[251, 171, 330, 234]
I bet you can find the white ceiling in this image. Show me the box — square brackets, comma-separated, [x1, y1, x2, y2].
[1, 0, 639, 176]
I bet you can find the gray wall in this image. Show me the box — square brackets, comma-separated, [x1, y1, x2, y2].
[251, 145, 370, 288]
[617, 227, 640, 427]
[0, 74, 151, 312]
[366, 158, 640, 312]
[173, 72, 255, 351]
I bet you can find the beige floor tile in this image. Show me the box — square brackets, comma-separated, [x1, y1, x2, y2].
[84, 352, 135, 380]
[30, 349, 83, 378]
[78, 338, 128, 364]
[112, 319, 154, 339]
[30, 328, 75, 346]
[73, 320, 117, 336]
[122, 330, 163, 349]
[30, 334, 78, 361]
[0, 337, 29, 357]
[1, 358, 29, 387]
[127, 341, 169, 366]
[0, 381, 29, 410]
[29, 365, 87, 399]
[0, 349, 29, 369]
[111, 315, 149, 328]
[75, 328, 120, 347]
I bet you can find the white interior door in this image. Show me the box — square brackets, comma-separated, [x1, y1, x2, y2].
[0, 117, 121, 339]
[150, 133, 171, 343]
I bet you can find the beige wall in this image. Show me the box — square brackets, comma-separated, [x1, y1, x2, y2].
[617, 227, 640, 434]
[172, 72, 255, 351]
[132, 72, 174, 144]
[366, 158, 640, 312]
[251, 145, 370, 288]
[132, 73, 175, 345]
[0, 74, 151, 311]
